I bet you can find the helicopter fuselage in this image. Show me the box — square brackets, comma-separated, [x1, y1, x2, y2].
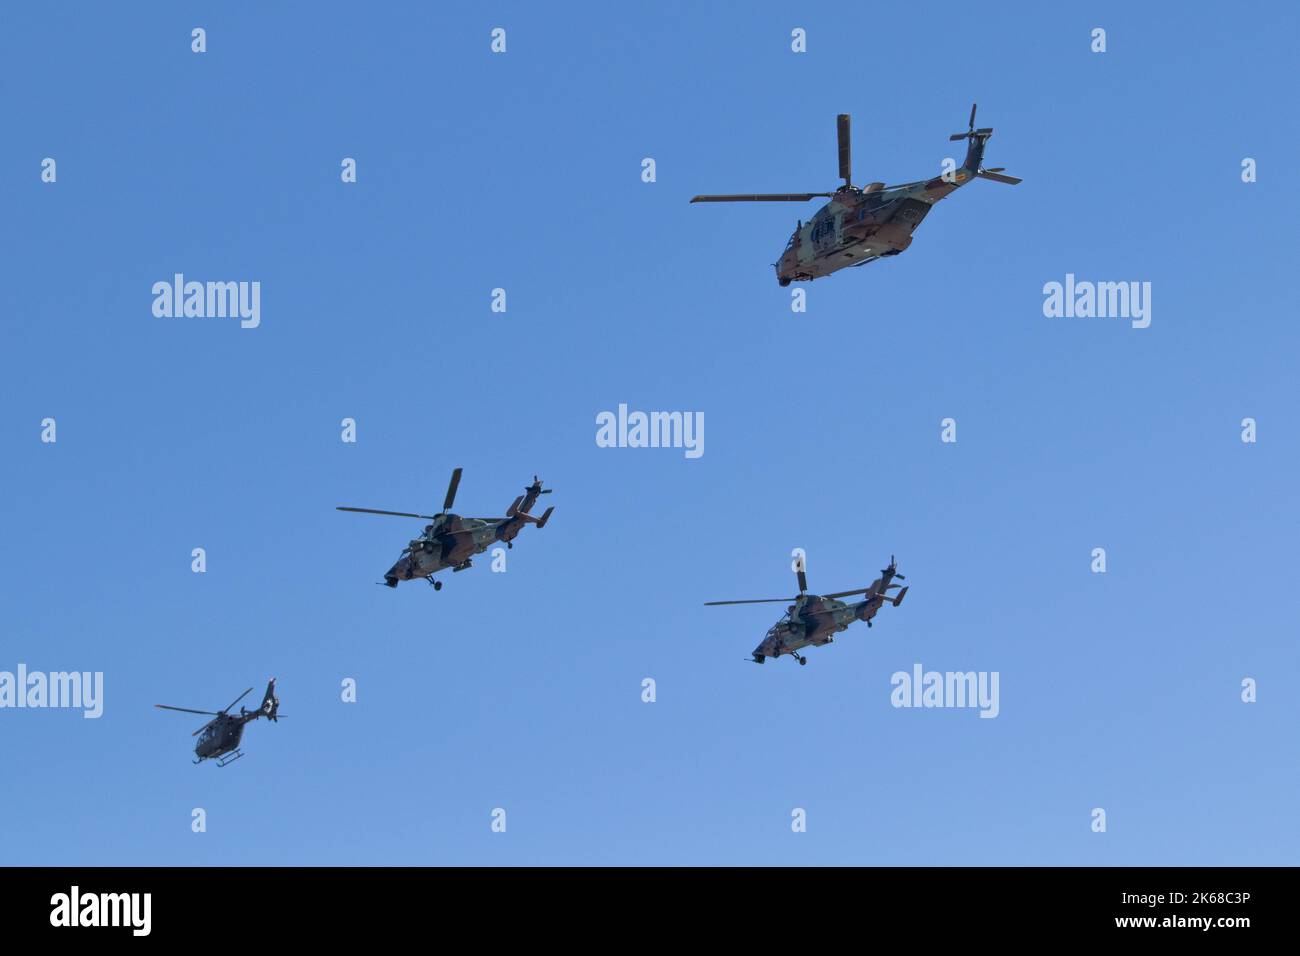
[159, 678, 279, 766]
[776, 171, 971, 285]
[347, 471, 555, 589]
[386, 514, 538, 585]
[754, 593, 886, 660]
[194, 715, 247, 761]
[751, 560, 907, 663]
[694, 107, 1017, 286]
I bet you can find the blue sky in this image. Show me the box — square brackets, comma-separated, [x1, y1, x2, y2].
[2, 2, 1297, 865]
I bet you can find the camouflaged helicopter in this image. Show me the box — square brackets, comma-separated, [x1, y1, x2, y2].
[706, 558, 908, 665]
[155, 679, 281, 767]
[691, 104, 1020, 285]
[337, 468, 553, 589]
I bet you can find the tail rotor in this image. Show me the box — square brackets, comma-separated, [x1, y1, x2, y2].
[950, 102, 1021, 185]
[882, 556, 908, 606]
[949, 102, 993, 142]
[511, 476, 554, 529]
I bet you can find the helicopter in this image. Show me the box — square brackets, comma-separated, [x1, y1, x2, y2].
[691, 104, 1021, 285]
[705, 557, 909, 665]
[155, 679, 281, 766]
[337, 468, 554, 589]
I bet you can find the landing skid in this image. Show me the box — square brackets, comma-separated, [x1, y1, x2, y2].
[215, 750, 244, 767]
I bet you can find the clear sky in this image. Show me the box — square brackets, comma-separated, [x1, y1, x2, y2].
[2, 2, 1297, 866]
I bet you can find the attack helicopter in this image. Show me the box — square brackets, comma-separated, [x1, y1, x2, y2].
[155, 679, 281, 767]
[691, 104, 1021, 284]
[337, 468, 554, 589]
[706, 557, 908, 665]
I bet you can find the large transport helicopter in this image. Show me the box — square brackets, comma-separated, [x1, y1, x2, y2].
[337, 468, 554, 590]
[706, 558, 908, 665]
[155, 679, 281, 767]
[691, 104, 1020, 284]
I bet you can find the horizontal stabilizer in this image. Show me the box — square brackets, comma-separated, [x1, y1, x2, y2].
[892, 586, 909, 607]
[517, 506, 554, 528]
[976, 169, 1022, 185]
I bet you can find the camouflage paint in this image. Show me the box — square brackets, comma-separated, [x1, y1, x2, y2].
[775, 170, 970, 285]
[692, 108, 1017, 285]
[385, 478, 553, 587]
[749, 560, 908, 664]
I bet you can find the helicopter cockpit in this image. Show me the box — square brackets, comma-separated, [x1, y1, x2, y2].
[767, 606, 798, 636]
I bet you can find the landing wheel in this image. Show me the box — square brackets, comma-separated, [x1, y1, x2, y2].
[433, 580, 442, 591]
[507, 542, 513, 549]
[798, 656, 807, 666]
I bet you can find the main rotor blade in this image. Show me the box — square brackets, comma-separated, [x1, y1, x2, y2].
[337, 507, 438, 519]
[797, 569, 808, 594]
[837, 114, 851, 186]
[704, 598, 795, 606]
[822, 587, 879, 599]
[443, 467, 463, 513]
[155, 704, 219, 716]
[223, 687, 253, 714]
[690, 193, 832, 203]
